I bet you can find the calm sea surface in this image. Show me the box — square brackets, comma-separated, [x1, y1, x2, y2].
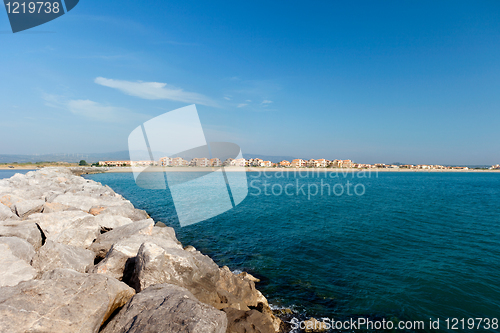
[5, 170, 500, 332]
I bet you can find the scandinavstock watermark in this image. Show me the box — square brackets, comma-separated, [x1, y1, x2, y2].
[3, 0, 79, 33]
[249, 169, 377, 200]
[128, 105, 248, 228]
[291, 317, 499, 331]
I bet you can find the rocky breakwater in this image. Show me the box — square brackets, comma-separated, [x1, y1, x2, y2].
[0, 168, 282, 333]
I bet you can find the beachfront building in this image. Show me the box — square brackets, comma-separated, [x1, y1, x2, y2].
[307, 159, 320, 168]
[330, 159, 342, 168]
[279, 160, 291, 167]
[171, 157, 189, 166]
[262, 160, 272, 167]
[190, 158, 210, 167]
[210, 158, 222, 167]
[99, 161, 132, 167]
[159, 157, 172, 166]
[131, 160, 157, 167]
[230, 158, 247, 167]
[342, 160, 353, 168]
[316, 159, 329, 168]
[291, 159, 306, 168]
[491, 164, 500, 169]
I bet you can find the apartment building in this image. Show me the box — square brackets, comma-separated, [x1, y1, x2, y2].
[279, 160, 291, 167]
[291, 159, 306, 167]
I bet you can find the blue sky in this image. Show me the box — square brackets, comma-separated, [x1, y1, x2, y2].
[1, 1, 499, 165]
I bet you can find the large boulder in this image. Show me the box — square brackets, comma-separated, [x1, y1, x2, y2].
[0, 236, 36, 263]
[0, 243, 37, 287]
[90, 219, 155, 258]
[42, 201, 74, 213]
[32, 240, 95, 274]
[93, 214, 134, 229]
[91, 234, 183, 281]
[14, 199, 45, 218]
[29, 211, 100, 248]
[130, 242, 221, 306]
[0, 220, 43, 250]
[0, 269, 135, 333]
[97, 205, 150, 221]
[101, 284, 227, 333]
[223, 308, 276, 333]
[0, 203, 16, 221]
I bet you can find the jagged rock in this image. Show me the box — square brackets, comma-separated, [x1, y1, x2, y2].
[99, 205, 150, 221]
[93, 214, 134, 229]
[14, 199, 45, 218]
[0, 243, 37, 287]
[216, 266, 281, 332]
[152, 224, 178, 241]
[101, 284, 227, 333]
[223, 308, 275, 333]
[51, 216, 101, 248]
[238, 271, 261, 282]
[0, 236, 36, 263]
[43, 190, 64, 203]
[32, 240, 95, 274]
[29, 211, 99, 248]
[0, 202, 16, 221]
[0, 269, 135, 333]
[91, 234, 183, 281]
[130, 242, 221, 306]
[0, 220, 42, 250]
[90, 219, 155, 258]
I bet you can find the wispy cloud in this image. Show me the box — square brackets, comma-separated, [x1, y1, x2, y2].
[237, 103, 248, 108]
[224, 96, 231, 100]
[94, 77, 217, 106]
[262, 100, 273, 104]
[43, 93, 146, 123]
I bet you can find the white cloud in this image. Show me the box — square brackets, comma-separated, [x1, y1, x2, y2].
[224, 96, 231, 100]
[237, 103, 248, 108]
[95, 77, 216, 106]
[246, 100, 252, 102]
[262, 100, 273, 104]
[43, 94, 146, 123]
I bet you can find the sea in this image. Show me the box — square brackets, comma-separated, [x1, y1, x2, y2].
[3, 169, 500, 332]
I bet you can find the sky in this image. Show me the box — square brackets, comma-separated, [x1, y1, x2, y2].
[1, 1, 499, 165]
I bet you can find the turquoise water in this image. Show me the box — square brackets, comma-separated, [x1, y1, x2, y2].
[0, 169, 34, 179]
[86, 171, 498, 331]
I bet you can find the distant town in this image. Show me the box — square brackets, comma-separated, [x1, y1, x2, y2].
[98, 158, 500, 170]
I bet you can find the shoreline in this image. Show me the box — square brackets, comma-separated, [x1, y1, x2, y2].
[102, 166, 500, 173]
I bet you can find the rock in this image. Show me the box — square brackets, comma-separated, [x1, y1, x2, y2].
[53, 193, 102, 211]
[90, 219, 155, 258]
[130, 242, 221, 306]
[303, 318, 328, 332]
[0, 236, 36, 263]
[14, 199, 45, 218]
[51, 216, 101, 248]
[238, 271, 261, 282]
[216, 266, 282, 332]
[99, 205, 150, 221]
[42, 201, 73, 213]
[0, 194, 24, 212]
[0, 220, 43, 250]
[152, 224, 178, 241]
[92, 234, 182, 281]
[93, 214, 134, 229]
[29, 211, 97, 247]
[0, 202, 16, 221]
[32, 240, 95, 274]
[0, 243, 37, 287]
[0, 269, 135, 333]
[100, 284, 227, 333]
[223, 308, 275, 333]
